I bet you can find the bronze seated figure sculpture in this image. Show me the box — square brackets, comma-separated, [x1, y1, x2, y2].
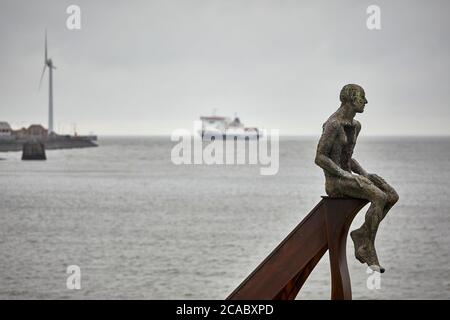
[315, 84, 399, 273]
[227, 84, 399, 300]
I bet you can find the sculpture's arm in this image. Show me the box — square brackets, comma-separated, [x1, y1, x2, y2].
[349, 120, 369, 177]
[350, 159, 369, 177]
[315, 121, 352, 179]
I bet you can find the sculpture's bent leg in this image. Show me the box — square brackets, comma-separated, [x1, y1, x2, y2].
[331, 178, 389, 272]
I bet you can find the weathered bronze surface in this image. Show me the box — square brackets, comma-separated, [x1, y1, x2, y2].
[315, 84, 399, 273]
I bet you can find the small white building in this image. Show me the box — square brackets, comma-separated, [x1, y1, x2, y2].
[0, 121, 12, 137]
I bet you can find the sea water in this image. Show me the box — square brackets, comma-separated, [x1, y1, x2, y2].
[0, 136, 449, 299]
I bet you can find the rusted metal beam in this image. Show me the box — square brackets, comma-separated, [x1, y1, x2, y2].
[226, 197, 369, 300]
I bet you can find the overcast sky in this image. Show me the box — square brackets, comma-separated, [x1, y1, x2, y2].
[0, 0, 449, 135]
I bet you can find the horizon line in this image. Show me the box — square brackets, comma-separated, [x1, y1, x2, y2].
[93, 134, 450, 138]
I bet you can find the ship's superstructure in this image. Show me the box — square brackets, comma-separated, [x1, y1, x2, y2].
[199, 114, 262, 139]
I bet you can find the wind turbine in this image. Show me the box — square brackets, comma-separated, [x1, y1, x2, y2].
[39, 30, 56, 135]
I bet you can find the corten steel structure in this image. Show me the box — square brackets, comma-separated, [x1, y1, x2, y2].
[227, 197, 368, 300]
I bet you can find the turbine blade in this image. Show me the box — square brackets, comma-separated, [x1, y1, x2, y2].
[44, 29, 48, 62]
[39, 64, 47, 89]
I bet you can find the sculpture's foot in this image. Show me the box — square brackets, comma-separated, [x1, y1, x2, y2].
[350, 228, 367, 263]
[350, 229, 385, 273]
[368, 264, 385, 273]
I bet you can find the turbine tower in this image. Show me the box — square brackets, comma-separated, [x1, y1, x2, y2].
[39, 30, 56, 135]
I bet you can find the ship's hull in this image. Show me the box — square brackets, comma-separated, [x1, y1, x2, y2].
[200, 130, 262, 140]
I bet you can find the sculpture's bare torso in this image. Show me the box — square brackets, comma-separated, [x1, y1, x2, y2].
[315, 84, 399, 273]
[323, 119, 358, 190]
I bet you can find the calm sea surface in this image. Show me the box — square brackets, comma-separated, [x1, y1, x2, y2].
[1, 136, 449, 299]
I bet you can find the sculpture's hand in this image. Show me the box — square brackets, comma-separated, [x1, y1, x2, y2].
[367, 173, 386, 186]
[354, 175, 372, 188]
[340, 170, 354, 180]
[340, 171, 372, 188]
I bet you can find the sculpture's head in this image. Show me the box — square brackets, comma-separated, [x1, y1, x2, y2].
[340, 84, 368, 113]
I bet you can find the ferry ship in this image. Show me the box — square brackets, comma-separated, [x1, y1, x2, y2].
[199, 114, 262, 140]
